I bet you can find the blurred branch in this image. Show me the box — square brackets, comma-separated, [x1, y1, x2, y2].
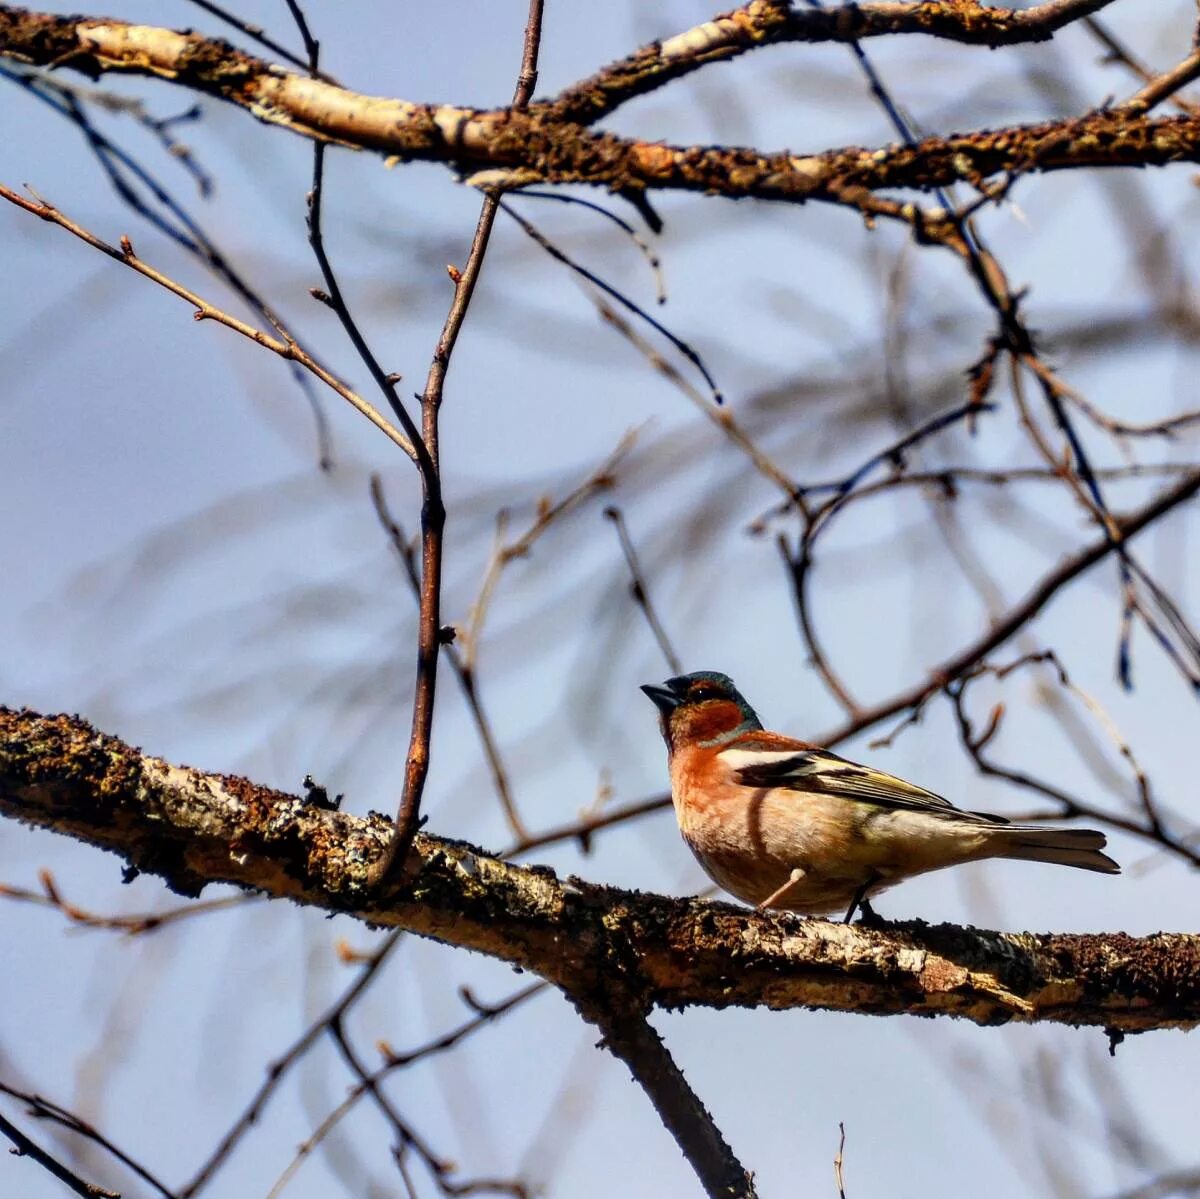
[604, 506, 683, 675]
[0, 1105, 120, 1199]
[0, 868, 252, 934]
[269, 982, 544, 1199]
[2, 706, 1199, 1035]
[179, 931, 403, 1198]
[0, 1080, 176, 1199]
[0, 182, 415, 457]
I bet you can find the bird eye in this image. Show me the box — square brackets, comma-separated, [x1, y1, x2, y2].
[689, 685, 722, 703]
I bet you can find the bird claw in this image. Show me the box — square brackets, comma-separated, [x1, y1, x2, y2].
[854, 897, 888, 928]
[842, 875, 886, 926]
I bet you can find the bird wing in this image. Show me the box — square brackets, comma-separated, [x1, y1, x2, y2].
[720, 740, 996, 818]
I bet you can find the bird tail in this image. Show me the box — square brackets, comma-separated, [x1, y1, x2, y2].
[992, 825, 1120, 874]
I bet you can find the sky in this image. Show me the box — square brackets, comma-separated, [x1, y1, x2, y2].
[3, 2, 1200, 1197]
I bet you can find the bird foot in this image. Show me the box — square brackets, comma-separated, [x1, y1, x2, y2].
[854, 897, 888, 928]
[842, 875, 886, 926]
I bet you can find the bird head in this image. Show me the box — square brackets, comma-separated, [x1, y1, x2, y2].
[640, 671, 763, 753]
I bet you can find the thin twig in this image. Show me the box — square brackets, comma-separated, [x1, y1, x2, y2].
[834, 1123, 848, 1199]
[372, 0, 546, 887]
[327, 1019, 529, 1198]
[0, 1081, 177, 1199]
[518, 189, 667, 302]
[265, 983, 543, 1199]
[183, 0, 336, 79]
[1086, 16, 1200, 116]
[604, 506, 682, 674]
[500, 199, 723, 404]
[503, 791, 672, 858]
[179, 931, 403, 1198]
[0, 869, 252, 934]
[465, 431, 636, 666]
[370, 476, 527, 839]
[0, 1108, 119, 1199]
[0, 183, 413, 457]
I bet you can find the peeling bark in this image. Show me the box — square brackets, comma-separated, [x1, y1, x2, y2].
[2, 705, 1197, 1033]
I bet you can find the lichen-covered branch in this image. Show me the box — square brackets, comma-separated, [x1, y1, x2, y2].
[3, 6, 1200, 212]
[552, 0, 1118, 125]
[2, 705, 1198, 1033]
[582, 1004, 756, 1199]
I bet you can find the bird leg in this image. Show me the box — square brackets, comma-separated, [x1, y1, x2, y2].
[757, 867, 806, 911]
[842, 874, 884, 925]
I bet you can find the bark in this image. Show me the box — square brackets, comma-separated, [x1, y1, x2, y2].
[2, 6, 1199, 211]
[2, 705, 1197, 1034]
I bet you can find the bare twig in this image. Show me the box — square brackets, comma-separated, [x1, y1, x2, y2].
[0, 183, 414, 456]
[0, 1107, 119, 1199]
[371, 0, 546, 887]
[266, 983, 543, 1199]
[834, 1123, 848, 1199]
[465, 432, 636, 664]
[179, 932, 403, 1198]
[604, 506, 682, 674]
[0, 869, 251, 934]
[503, 791, 672, 858]
[500, 199, 723, 404]
[371, 476, 526, 839]
[183, 0, 335, 78]
[0, 1081, 177, 1199]
[1087, 16, 1200, 116]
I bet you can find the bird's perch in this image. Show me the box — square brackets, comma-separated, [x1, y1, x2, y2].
[1, 705, 1198, 1033]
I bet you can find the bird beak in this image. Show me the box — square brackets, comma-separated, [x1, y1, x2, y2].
[640, 682, 681, 715]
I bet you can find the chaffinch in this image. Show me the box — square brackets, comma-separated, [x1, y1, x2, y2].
[642, 671, 1120, 921]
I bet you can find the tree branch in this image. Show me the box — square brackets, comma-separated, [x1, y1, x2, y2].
[2, 705, 1198, 1034]
[5, 6, 1200, 213]
[816, 466, 1200, 746]
[581, 1004, 756, 1199]
[0, 1107, 119, 1199]
[552, 0, 1118, 125]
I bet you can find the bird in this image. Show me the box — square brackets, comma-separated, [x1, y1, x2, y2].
[641, 671, 1120, 921]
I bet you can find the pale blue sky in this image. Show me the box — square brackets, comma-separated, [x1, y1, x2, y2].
[3, 3, 1199, 1197]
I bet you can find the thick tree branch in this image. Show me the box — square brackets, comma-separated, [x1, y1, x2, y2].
[582, 1004, 756, 1199]
[552, 0, 1118, 125]
[2, 705, 1198, 1034]
[4, 6, 1200, 212]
